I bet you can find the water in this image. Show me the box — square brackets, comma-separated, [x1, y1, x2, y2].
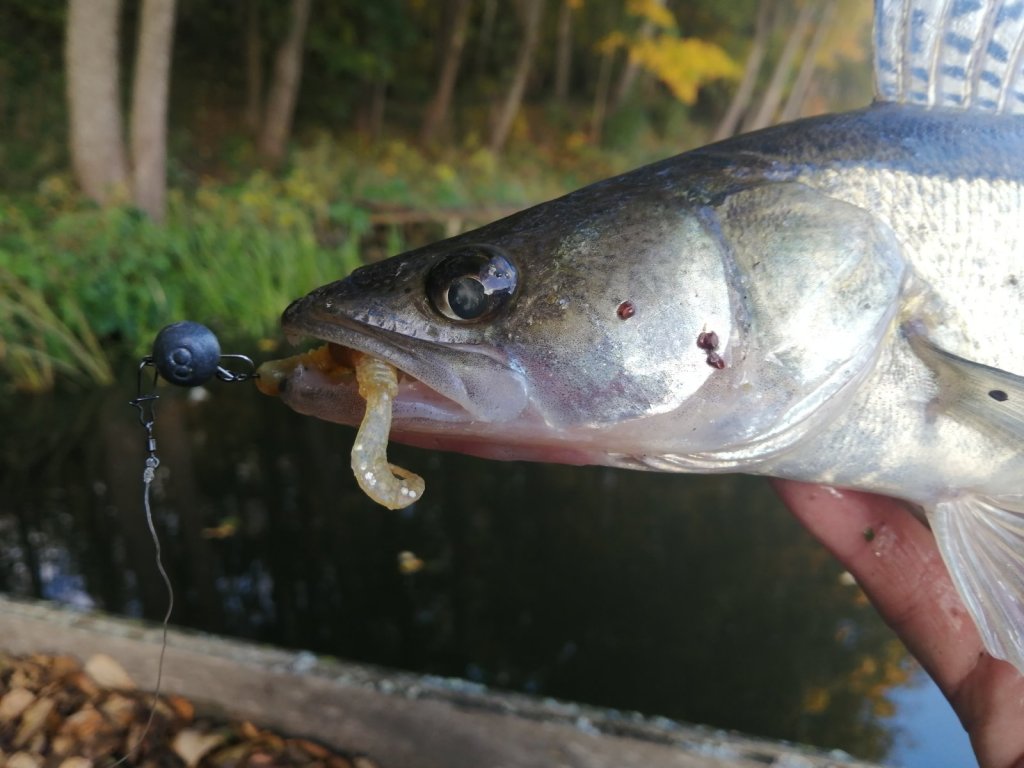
[0, 382, 974, 766]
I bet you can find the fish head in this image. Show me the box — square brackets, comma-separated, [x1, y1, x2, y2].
[264, 175, 734, 465]
[264, 171, 906, 469]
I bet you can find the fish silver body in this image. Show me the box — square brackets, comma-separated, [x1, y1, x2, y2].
[274, 105, 1023, 500]
[262, 6, 1024, 674]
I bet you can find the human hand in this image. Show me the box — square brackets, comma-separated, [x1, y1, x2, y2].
[772, 480, 1024, 768]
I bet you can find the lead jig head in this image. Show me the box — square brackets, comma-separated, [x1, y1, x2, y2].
[150, 321, 257, 386]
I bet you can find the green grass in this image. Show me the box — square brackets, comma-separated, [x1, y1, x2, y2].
[0, 168, 370, 391]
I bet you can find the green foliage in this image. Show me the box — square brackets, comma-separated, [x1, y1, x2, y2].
[0, 165, 371, 391]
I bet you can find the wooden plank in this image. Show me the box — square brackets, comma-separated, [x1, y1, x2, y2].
[0, 596, 882, 768]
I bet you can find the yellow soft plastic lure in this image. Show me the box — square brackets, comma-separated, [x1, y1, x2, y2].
[351, 353, 424, 509]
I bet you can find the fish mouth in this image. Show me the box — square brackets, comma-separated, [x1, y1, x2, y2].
[258, 312, 531, 429]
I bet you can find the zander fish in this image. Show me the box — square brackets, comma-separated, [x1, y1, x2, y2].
[259, 0, 1024, 674]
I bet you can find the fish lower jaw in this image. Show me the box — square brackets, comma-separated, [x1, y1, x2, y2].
[260, 343, 474, 423]
[258, 343, 610, 464]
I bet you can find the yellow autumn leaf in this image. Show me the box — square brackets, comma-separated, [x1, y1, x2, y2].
[802, 686, 831, 714]
[595, 30, 626, 55]
[629, 37, 741, 105]
[627, 0, 676, 30]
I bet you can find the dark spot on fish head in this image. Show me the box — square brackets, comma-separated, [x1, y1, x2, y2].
[697, 330, 719, 351]
[706, 351, 725, 369]
[616, 301, 635, 320]
[863, 526, 875, 542]
[989, 389, 1009, 402]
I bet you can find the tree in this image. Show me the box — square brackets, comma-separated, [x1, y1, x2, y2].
[713, 0, 776, 140]
[130, 0, 176, 222]
[552, 0, 577, 101]
[489, 0, 546, 154]
[610, 0, 667, 112]
[65, 0, 128, 204]
[742, 0, 817, 132]
[258, 0, 312, 168]
[245, 2, 263, 133]
[420, 0, 473, 146]
[779, 0, 841, 121]
[591, 0, 739, 141]
[65, 0, 176, 219]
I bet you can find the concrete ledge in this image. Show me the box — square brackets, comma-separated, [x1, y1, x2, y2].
[0, 596, 881, 768]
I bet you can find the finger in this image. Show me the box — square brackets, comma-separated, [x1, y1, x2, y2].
[770, 480, 983, 691]
[774, 480, 1024, 767]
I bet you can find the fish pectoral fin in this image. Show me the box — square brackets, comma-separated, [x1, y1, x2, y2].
[930, 495, 1024, 674]
[906, 328, 1024, 440]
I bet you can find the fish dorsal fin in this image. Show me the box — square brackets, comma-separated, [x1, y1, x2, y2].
[874, 0, 1024, 113]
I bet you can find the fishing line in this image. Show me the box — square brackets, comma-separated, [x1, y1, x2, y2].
[118, 322, 257, 765]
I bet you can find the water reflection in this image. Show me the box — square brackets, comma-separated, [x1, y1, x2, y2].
[0, 383, 914, 761]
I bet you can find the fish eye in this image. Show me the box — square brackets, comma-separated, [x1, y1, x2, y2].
[427, 245, 518, 322]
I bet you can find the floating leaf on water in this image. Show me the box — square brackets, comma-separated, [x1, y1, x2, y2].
[397, 550, 425, 575]
[83, 655, 136, 691]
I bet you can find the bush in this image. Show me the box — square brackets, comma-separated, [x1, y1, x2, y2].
[0, 168, 368, 391]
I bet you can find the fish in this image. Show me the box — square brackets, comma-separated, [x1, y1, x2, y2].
[258, 0, 1024, 675]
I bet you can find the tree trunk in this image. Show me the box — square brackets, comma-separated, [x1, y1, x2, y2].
[130, 0, 176, 222]
[713, 0, 775, 141]
[474, 0, 498, 83]
[65, 0, 128, 204]
[590, 47, 614, 143]
[258, 0, 312, 168]
[610, 0, 666, 112]
[490, 0, 546, 153]
[553, 0, 573, 101]
[779, 0, 838, 122]
[369, 78, 387, 140]
[742, 0, 816, 132]
[421, 0, 472, 145]
[245, 1, 263, 133]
